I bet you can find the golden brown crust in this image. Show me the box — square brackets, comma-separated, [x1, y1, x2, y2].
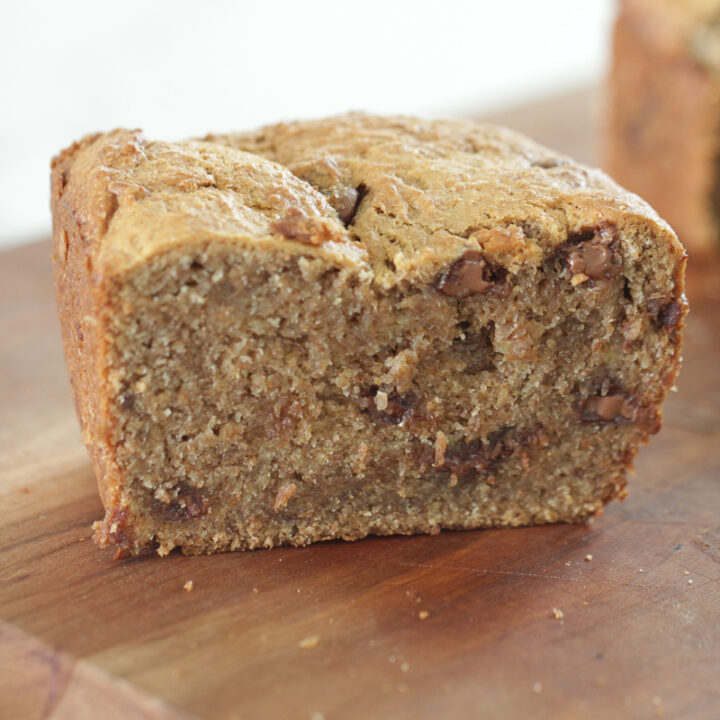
[208, 114, 683, 289]
[51, 133, 119, 515]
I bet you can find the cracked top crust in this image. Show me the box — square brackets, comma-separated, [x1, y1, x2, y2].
[52, 114, 681, 288]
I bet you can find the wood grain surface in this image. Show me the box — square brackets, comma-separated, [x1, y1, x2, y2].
[1, 89, 719, 720]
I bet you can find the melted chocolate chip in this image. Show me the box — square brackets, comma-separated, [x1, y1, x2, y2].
[329, 183, 367, 226]
[271, 208, 333, 246]
[580, 390, 661, 434]
[151, 482, 209, 522]
[564, 225, 621, 281]
[329, 187, 359, 225]
[659, 301, 682, 330]
[442, 430, 513, 479]
[118, 393, 135, 410]
[437, 251, 509, 298]
[580, 395, 634, 423]
[430, 424, 544, 480]
[648, 297, 683, 331]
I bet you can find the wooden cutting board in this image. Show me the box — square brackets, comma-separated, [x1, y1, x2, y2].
[2, 89, 719, 720]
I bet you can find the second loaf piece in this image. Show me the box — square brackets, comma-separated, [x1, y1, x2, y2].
[607, 0, 720, 253]
[51, 114, 687, 556]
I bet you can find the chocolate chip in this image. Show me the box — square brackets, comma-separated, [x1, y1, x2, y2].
[648, 297, 683, 331]
[442, 431, 512, 479]
[329, 187, 359, 225]
[118, 393, 135, 410]
[564, 226, 620, 281]
[437, 251, 508, 298]
[580, 394, 635, 423]
[271, 208, 334, 246]
[430, 424, 544, 480]
[329, 183, 367, 226]
[383, 395, 414, 424]
[623, 278, 633, 302]
[151, 482, 209, 522]
[659, 301, 682, 330]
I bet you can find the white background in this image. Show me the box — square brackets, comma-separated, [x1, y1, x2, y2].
[0, 0, 614, 249]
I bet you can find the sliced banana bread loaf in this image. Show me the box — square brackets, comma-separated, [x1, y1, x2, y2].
[51, 115, 686, 556]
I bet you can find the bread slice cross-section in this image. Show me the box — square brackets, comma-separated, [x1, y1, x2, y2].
[50, 115, 687, 556]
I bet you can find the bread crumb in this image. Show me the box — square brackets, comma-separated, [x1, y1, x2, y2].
[433, 431, 447, 467]
[418, 610, 429, 620]
[273, 482, 297, 512]
[571, 272, 589, 286]
[638, 568, 644, 573]
[582, 601, 589, 607]
[309, 712, 326, 720]
[400, 662, 410, 673]
[183, 580, 194, 592]
[252, 587, 259, 594]
[652, 696, 666, 718]
[552, 607, 564, 620]
[688, 578, 694, 585]
[683, 570, 690, 575]
[584, 554, 593, 561]
[448, 473, 458, 488]
[298, 635, 320, 650]
[533, 682, 543, 693]
[375, 391, 388, 411]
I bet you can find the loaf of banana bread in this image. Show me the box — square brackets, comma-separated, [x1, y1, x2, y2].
[607, 0, 720, 253]
[51, 114, 687, 556]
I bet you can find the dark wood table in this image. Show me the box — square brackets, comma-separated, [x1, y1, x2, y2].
[2, 89, 719, 720]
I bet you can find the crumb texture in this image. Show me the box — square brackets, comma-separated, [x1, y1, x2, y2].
[50, 114, 687, 555]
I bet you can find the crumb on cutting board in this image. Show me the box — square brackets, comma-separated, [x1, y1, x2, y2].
[298, 635, 320, 649]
